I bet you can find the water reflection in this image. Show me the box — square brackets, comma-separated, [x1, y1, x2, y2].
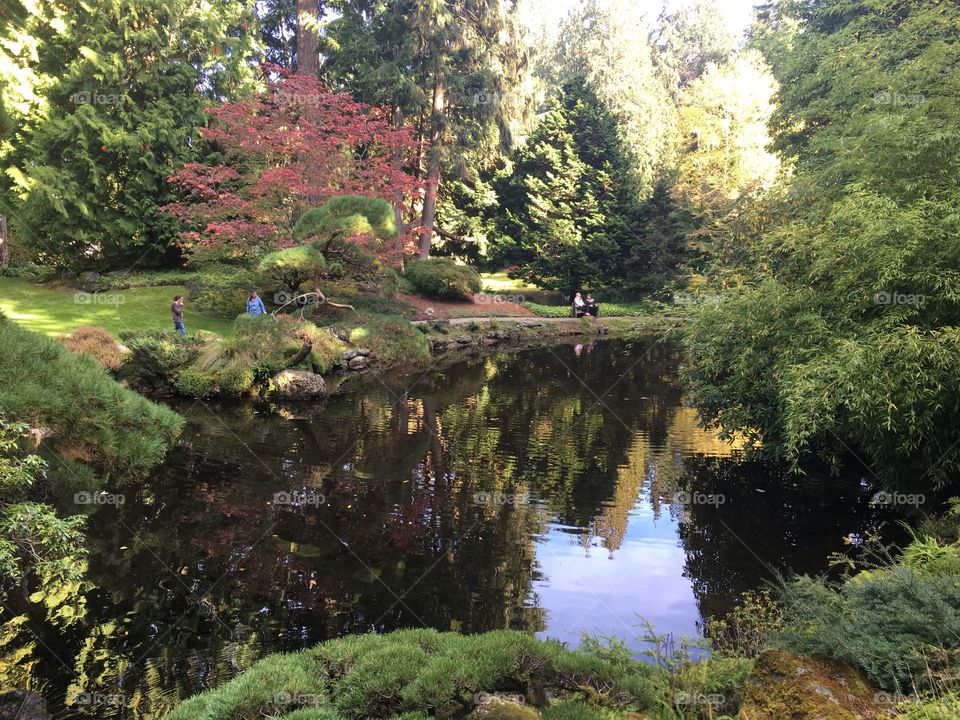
[21, 338, 881, 718]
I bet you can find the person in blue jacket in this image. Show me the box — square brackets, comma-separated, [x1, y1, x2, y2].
[246, 289, 267, 316]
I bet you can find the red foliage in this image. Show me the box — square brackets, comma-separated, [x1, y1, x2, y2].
[162, 69, 422, 265]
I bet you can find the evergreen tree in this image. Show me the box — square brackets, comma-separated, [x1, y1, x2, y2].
[319, 0, 531, 258]
[1, 0, 260, 269]
[491, 79, 620, 294]
[542, 0, 677, 197]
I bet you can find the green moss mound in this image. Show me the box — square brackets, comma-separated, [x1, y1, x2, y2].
[405, 258, 482, 301]
[0, 315, 182, 474]
[164, 629, 663, 720]
[345, 313, 429, 365]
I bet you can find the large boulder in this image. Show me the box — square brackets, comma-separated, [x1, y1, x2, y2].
[268, 370, 327, 400]
[738, 651, 898, 720]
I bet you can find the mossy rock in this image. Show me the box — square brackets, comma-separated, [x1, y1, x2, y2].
[738, 651, 898, 720]
[468, 699, 539, 720]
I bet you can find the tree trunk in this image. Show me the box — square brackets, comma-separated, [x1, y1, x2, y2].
[0, 215, 8, 267]
[418, 82, 445, 260]
[391, 105, 406, 238]
[296, 0, 321, 77]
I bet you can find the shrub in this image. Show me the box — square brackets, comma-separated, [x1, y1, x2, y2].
[215, 367, 256, 397]
[58, 326, 126, 372]
[898, 694, 960, 720]
[163, 629, 664, 720]
[92, 269, 199, 292]
[776, 563, 960, 691]
[345, 314, 429, 366]
[405, 258, 482, 300]
[171, 368, 218, 398]
[705, 590, 783, 659]
[0, 261, 58, 282]
[187, 266, 266, 318]
[522, 301, 654, 318]
[0, 316, 182, 474]
[119, 330, 202, 382]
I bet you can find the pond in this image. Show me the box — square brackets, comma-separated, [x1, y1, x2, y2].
[30, 337, 887, 718]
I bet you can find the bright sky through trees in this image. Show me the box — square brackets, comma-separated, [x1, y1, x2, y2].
[520, 0, 759, 39]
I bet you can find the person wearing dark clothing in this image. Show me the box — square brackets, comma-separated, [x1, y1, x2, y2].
[584, 294, 599, 317]
[171, 295, 186, 336]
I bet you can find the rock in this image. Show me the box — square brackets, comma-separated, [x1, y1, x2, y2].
[268, 370, 327, 399]
[738, 651, 898, 720]
[467, 698, 538, 720]
[342, 348, 371, 360]
[455, 335, 472, 344]
[347, 355, 370, 370]
[77, 270, 100, 292]
[0, 690, 52, 720]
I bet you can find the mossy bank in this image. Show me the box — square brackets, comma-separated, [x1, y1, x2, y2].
[98, 314, 670, 401]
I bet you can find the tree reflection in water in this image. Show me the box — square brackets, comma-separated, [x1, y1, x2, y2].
[22, 339, 878, 719]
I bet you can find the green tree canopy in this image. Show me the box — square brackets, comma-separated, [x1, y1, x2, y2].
[1, 0, 260, 269]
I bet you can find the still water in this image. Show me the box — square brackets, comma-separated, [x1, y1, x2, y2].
[28, 338, 884, 718]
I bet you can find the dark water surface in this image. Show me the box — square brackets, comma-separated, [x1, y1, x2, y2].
[26, 338, 886, 718]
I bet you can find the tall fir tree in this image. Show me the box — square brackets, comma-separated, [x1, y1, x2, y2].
[492, 78, 620, 294]
[319, 0, 531, 258]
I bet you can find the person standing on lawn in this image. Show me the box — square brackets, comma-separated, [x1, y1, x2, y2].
[246, 289, 267, 316]
[171, 295, 186, 336]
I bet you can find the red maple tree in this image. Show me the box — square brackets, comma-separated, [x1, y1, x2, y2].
[162, 68, 422, 266]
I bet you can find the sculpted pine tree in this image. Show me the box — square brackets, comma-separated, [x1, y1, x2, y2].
[259, 195, 400, 312]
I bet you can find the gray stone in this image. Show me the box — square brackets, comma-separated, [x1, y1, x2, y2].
[269, 370, 327, 399]
[342, 348, 371, 360]
[347, 355, 370, 370]
[77, 270, 100, 292]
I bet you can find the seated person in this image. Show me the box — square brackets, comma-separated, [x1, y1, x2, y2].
[572, 292, 586, 317]
[584, 293, 599, 317]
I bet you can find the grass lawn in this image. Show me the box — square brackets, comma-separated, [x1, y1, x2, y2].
[0, 277, 235, 337]
[480, 271, 541, 293]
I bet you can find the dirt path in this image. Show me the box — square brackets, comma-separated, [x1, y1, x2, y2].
[411, 315, 592, 326]
[400, 293, 534, 320]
